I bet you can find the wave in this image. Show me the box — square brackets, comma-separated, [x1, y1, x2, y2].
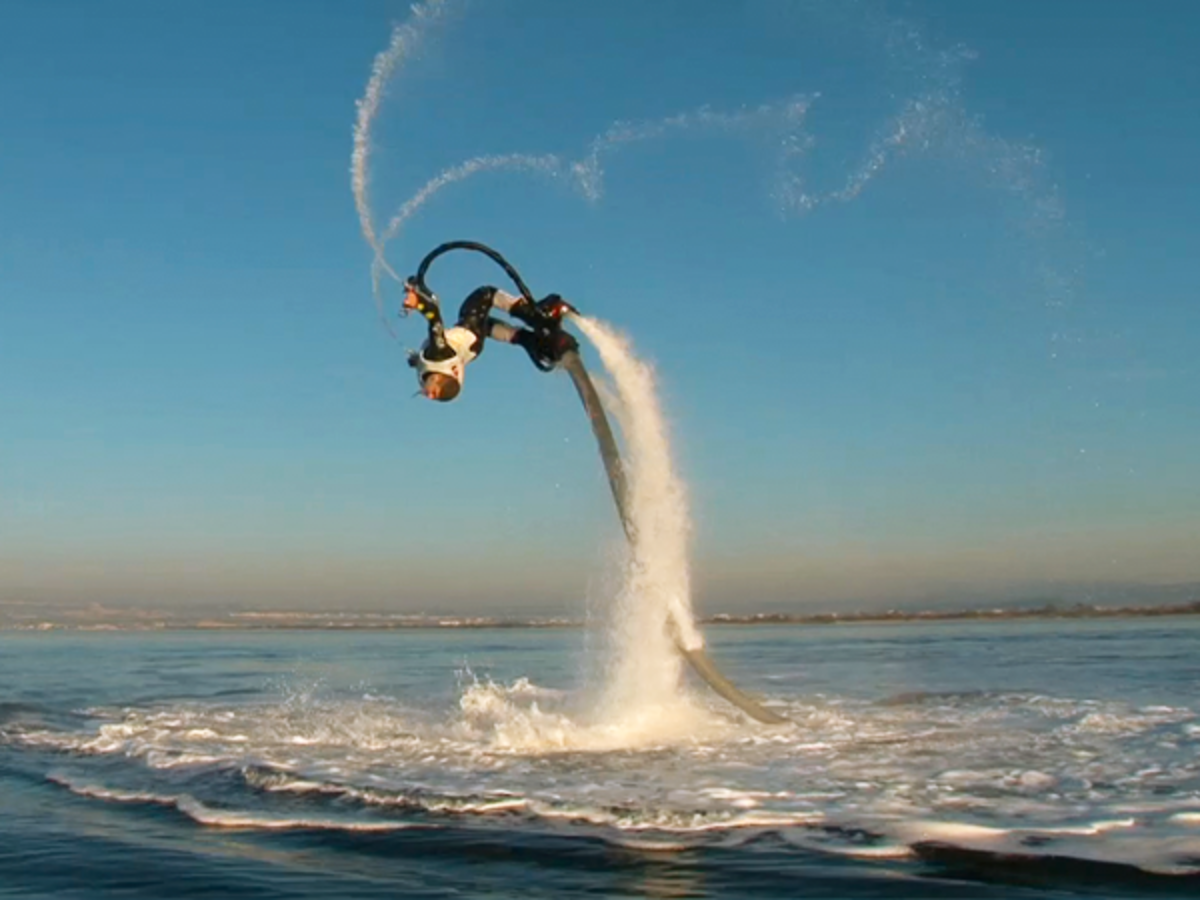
[0, 701, 45, 726]
[46, 768, 1200, 880]
[8, 680, 1197, 879]
[47, 773, 421, 832]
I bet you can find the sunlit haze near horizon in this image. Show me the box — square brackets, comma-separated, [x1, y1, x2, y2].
[2, 0, 1198, 616]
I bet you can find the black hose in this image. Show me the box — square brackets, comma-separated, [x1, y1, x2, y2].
[413, 241, 537, 305]
[561, 350, 632, 542]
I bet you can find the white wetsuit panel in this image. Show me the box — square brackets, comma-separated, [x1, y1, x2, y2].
[415, 325, 477, 385]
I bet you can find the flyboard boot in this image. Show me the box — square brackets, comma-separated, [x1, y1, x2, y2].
[509, 293, 580, 370]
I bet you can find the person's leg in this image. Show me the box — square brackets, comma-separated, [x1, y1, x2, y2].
[455, 286, 500, 355]
[486, 318, 520, 344]
[482, 317, 548, 369]
[488, 289, 549, 327]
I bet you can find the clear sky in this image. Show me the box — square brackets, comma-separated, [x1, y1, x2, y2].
[2, 0, 1197, 615]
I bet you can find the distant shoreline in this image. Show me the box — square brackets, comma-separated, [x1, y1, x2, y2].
[2, 600, 1198, 632]
[705, 600, 1200, 626]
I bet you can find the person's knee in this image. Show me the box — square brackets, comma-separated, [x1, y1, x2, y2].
[456, 286, 498, 331]
[488, 319, 519, 344]
[460, 285, 498, 312]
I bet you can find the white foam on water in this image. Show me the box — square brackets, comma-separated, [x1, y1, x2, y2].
[175, 797, 416, 832]
[453, 673, 732, 753]
[13, 685, 1200, 873]
[47, 775, 404, 831]
[47, 775, 173, 806]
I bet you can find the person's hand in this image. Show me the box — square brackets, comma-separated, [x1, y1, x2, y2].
[403, 287, 421, 310]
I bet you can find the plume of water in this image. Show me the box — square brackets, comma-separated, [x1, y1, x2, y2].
[573, 317, 705, 724]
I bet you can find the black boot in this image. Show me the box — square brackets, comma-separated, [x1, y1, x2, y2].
[509, 297, 549, 328]
[513, 328, 576, 370]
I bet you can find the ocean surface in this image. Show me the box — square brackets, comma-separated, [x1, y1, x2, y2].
[2, 617, 1199, 899]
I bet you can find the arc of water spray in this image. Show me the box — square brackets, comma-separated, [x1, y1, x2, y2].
[355, 0, 1075, 318]
[351, 0, 455, 336]
[355, 60, 817, 329]
[369, 153, 564, 309]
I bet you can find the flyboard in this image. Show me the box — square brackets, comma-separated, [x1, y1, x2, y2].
[407, 242, 787, 725]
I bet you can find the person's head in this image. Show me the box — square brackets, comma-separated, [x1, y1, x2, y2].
[421, 372, 461, 402]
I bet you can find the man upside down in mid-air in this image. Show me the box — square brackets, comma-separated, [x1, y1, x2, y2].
[404, 281, 578, 402]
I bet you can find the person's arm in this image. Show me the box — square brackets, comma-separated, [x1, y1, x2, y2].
[404, 282, 451, 358]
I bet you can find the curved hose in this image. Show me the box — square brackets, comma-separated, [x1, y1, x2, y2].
[560, 351, 631, 542]
[413, 240, 537, 304]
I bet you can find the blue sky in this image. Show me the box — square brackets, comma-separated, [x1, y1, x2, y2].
[2, 0, 1197, 614]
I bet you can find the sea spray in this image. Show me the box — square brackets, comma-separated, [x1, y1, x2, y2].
[358, 97, 813, 320]
[352, 1, 816, 324]
[350, 0, 455, 329]
[354, 2, 1077, 331]
[574, 317, 705, 725]
[370, 153, 563, 299]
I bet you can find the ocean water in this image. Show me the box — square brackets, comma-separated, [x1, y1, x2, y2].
[2, 618, 1199, 899]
